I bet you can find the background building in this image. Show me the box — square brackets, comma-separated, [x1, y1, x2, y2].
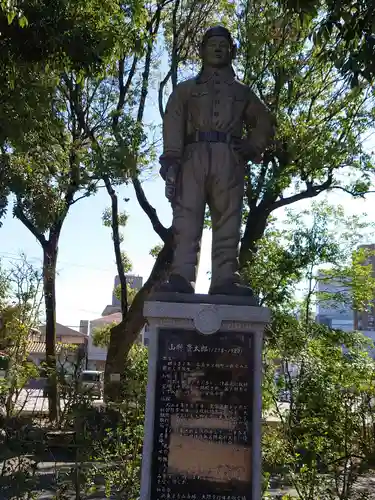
[102, 274, 143, 316]
[81, 274, 147, 370]
[39, 322, 87, 345]
[26, 324, 87, 388]
[81, 312, 122, 371]
[315, 271, 354, 331]
[316, 243, 375, 355]
[354, 243, 375, 332]
[111, 275, 143, 308]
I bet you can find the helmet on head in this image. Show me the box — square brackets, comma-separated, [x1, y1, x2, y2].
[200, 25, 237, 59]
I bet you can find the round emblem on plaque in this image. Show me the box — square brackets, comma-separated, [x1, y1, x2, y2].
[194, 306, 221, 335]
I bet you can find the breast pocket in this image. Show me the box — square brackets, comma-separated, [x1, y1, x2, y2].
[230, 96, 246, 123]
[188, 91, 210, 128]
[218, 95, 246, 129]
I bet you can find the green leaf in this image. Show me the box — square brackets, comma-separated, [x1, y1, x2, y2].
[6, 11, 16, 24]
[18, 15, 28, 28]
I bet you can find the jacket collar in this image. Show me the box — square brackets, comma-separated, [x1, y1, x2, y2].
[196, 65, 236, 85]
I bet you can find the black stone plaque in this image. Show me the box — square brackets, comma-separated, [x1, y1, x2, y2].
[151, 328, 254, 500]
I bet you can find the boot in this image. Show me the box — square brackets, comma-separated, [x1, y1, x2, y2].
[209, 279, 254, 297]
[157, 273, 195, 294]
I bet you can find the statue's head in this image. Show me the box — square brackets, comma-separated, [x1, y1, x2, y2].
[200, 25, 237, 68]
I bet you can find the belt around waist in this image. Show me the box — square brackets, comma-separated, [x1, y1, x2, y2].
[185, 131, 240, 145]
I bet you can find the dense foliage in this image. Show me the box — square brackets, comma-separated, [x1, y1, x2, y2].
[281, 0, 375, 84]
[0, 257, 42, 417]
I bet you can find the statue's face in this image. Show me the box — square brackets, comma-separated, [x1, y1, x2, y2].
[202, 35, 232, 68]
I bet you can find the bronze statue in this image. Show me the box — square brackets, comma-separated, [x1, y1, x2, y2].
[159, 26, 275, 296]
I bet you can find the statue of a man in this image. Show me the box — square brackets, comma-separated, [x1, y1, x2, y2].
[159, 25, 275, 296]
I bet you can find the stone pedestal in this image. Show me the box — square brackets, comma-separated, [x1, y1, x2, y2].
[140, 294, 270, 500]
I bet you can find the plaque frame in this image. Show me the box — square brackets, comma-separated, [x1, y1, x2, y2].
[140, 299, 269, 500]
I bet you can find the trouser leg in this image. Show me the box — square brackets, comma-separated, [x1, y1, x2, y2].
[208, 150, 244, 290]
[171, 154, 206, 285]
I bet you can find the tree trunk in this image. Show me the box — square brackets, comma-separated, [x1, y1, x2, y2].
[104, 239, 173, 401]
[43, 241, 59, 422]
[239, 205, 271, 267]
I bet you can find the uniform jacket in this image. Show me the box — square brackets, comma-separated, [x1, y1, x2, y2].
[160, 65, 275, 168]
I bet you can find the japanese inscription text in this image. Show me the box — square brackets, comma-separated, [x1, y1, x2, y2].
[151, 328, 254, 500]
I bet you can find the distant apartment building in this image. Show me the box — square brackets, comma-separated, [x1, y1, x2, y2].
[316, 271, 354, 331]
[316, 244, 375, 354]
[354, 244, 375, 332]
[102, 274, 143, 316]
[111, 275, 143, 308]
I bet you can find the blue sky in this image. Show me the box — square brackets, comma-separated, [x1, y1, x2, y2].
[1, 69, 374, 329]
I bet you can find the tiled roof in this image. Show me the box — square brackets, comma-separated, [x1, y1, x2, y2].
[26, 341, 73, 354]
[39, 322, 86, 337]
[90, 312, 122, 326]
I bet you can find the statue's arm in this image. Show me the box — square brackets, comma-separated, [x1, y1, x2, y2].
[244, 90, 276, 163]
[159, 83, 187, 179]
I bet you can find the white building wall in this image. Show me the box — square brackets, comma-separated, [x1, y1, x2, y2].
[85, 313, 148, 370]
[316, 272, 354, 327]
[86, 316, 116, 370]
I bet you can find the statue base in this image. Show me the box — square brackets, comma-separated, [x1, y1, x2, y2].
[140, 293, 270, 500]
[150, 291, 259, 306]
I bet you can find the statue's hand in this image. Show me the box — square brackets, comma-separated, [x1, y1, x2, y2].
[233, 139, 263, 163]
[159, 163, 169, 181]
[163, 164, 180, 204]
[159, 157, 180, 180]
[159, 156, 181, 203]
[165, 181, 176, 203]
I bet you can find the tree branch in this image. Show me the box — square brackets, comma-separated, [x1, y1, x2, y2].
[252, 156, 271, 202]
[64, 73, 131, 316]
[102, 174, 128, 316]
[48, 89, 84, 240]
[13, 201, 47, 247]
[110, 235, 173, 342]
[137, 9, 162, 123]
[127, 7, 167, 242]
[131, 235, 173, 304]
[112, 52, 139, 131]
[70, 191, 92, 205]
[158, 68, 172, 118]
[132, 177, 170, 242]
[112, 57, 126, 131]
[330, 185, 375, 197]
[64, 151, 80, 207]
[104, 236, 174, 399]
[272, 173, 334, 210]
[171, 0, 180, 89]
